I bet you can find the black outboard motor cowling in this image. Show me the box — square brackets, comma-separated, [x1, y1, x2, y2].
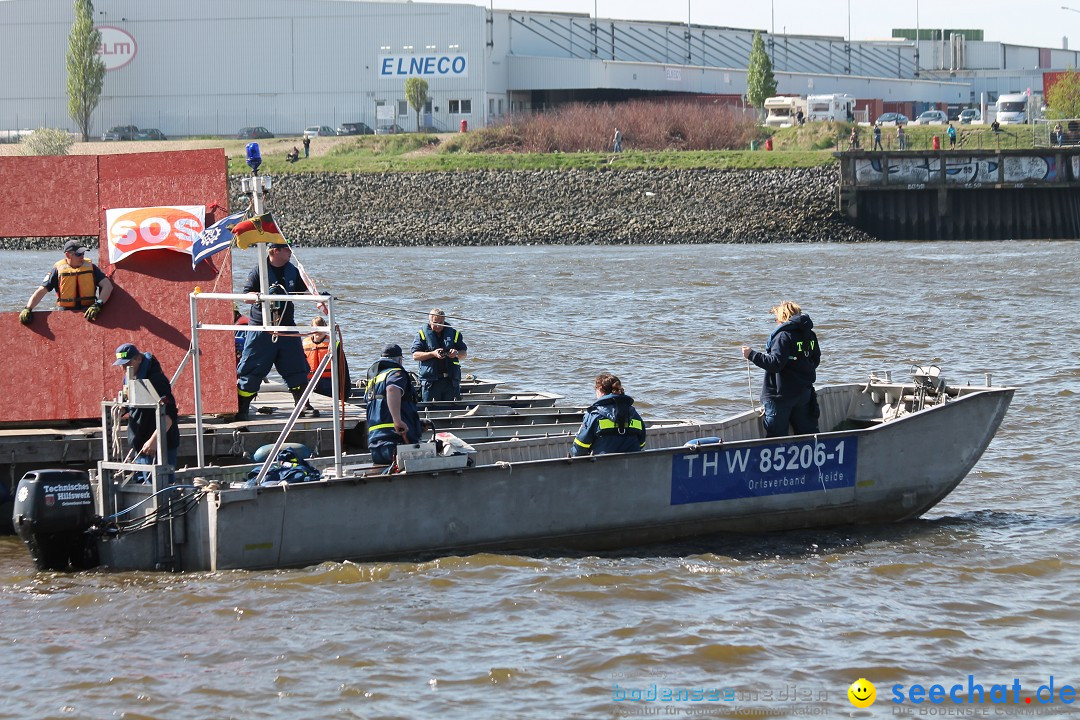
[12, 469, 99, 571]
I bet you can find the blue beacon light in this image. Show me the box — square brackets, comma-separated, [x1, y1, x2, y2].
[245, 142, 262, 173]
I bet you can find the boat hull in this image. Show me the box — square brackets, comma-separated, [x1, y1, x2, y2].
[95, 385, 1014, 571]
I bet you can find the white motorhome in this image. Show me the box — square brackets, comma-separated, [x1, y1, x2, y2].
[763, 96, 807, 128]
[806, 94, 855, 123]
[995, 93, 1032, 124]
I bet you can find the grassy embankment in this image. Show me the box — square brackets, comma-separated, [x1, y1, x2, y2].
[226, 122, 1039, 176]
[227, 133, 832, 176]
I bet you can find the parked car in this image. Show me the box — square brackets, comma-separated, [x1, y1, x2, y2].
[303, 125, 336, 138]
[102, 125, 139, 141]
[913, 110, 949, 125]
[374, 124, 404, 135]
[874, 113, 909, 126]
[958, 109, 982, 124]
[134, 128, 167, 141]
[237, 126, 274, 139]
[336, 122, 373, 136]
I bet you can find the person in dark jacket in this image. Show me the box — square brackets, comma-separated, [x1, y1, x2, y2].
[235, 242, 311, 420]
[742, 301, 821, 438]
[411, 308, 468, 402]
[365, 344, 422, 467]
[571, 373, 646, 456]
[114, 343, 180, 478]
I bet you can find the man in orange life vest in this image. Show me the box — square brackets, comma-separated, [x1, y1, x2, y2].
[20, 239, 114, 324]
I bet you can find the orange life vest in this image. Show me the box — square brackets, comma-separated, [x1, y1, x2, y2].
[303, 335, 331, 379]
[55, 259, 97, 308]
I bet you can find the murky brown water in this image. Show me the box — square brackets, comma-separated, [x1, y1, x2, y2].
[2, 241, 1077, 719]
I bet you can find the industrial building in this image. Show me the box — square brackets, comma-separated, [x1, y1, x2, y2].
[0, 0, 1075, 137]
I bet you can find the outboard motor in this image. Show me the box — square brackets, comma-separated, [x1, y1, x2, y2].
[12, 469, 99, 571]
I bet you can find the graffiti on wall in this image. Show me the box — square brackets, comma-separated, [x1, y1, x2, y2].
[855, 155, 1058, 185]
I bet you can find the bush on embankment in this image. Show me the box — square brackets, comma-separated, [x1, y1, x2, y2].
[443, 100, 760, 153]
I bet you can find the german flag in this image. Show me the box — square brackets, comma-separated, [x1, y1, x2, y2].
[234, 213, 286, 249]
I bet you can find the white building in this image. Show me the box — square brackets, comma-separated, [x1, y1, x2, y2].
[0, 0, 1069, 137]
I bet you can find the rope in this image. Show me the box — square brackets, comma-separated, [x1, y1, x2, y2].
[746, 357, 762, 416]
[331, 296, 736, 361]
[110, 404, 125, 461]
[281, 244, 749, 369]
[281, 254, 732, 361]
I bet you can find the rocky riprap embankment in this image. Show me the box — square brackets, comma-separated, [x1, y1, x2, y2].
[1, 166, 871, 249]
[244, 166, 870, 246]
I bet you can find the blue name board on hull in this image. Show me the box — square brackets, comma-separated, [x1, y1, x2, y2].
[379, 54, 468, 78]
[670, 437, 858, 505]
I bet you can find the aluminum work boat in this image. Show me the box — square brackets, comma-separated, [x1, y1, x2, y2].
[13, 366, 1014, 572]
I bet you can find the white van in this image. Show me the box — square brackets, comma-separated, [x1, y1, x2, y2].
[806, 94, 855, 123]
[995, 93, 1029, 125]
[764, 96, 807, 128]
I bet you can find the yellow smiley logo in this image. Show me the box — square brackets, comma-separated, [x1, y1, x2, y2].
[848, 678, 876, 708]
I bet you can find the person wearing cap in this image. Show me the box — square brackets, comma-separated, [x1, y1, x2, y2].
[365, 343, 421, 467]
[570, 373, 646, 457]
[114, 343, 180, 474]
[411, 308, 468, 402]
[235, 241, 311, 420]
[741, 300, 821, 438]
[19, 239, 114, 325]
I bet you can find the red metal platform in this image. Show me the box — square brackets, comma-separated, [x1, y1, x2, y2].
[0, 149, 236, 422]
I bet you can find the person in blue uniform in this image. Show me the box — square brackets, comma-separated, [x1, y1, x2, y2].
[235, 242, 311, 420]
[113, 343, 180, 475]
[741, 300, 821, 438]
[411, 308, 468, 402]
[571, 373, 647, 456]
[366, 344, 422, 466]
[20, 239, 113, 324]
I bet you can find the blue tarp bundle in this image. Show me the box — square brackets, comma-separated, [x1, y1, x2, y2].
[246, 448, 322, 487]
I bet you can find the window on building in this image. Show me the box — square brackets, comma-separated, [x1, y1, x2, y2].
[448, 99, 472, 115]
[398, 100, 408, 117]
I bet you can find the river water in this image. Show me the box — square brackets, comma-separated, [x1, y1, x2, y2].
[1, 241, 1078, 719]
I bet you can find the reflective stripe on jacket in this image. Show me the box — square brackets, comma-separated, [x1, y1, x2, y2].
[571, 394, 647, 456]
[416, 326, 464, 382]
[366, 362, 421, 446]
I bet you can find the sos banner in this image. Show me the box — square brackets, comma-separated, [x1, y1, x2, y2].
[105, 205, 205, 264]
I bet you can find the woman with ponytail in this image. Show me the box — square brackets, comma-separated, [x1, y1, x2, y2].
[570, 373, 647, 456]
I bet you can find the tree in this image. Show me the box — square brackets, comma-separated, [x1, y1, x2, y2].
[405, 77, 429, 132]
[745, 31, 777, 119]
[66, 0, 106, 142]
[1046, 69, 1080, 119]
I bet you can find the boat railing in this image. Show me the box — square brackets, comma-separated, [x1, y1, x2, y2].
[98, 386, 181, 568]
[188, 291, 346, 480]
[183, 171, 348, 481]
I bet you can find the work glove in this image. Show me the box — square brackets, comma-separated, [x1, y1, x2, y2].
[18, 308, 32, 325]
[84, 302, 103, 321]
